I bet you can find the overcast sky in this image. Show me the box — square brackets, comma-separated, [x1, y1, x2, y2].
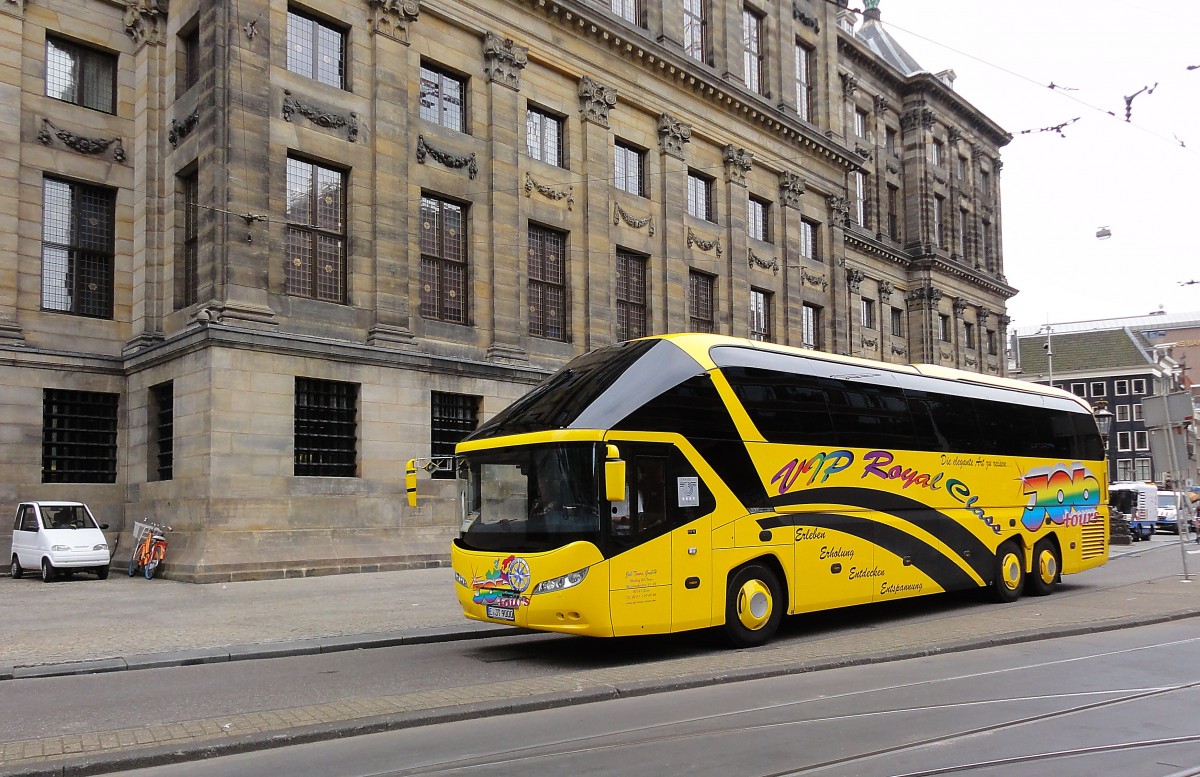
[870, 0, 1199, 333]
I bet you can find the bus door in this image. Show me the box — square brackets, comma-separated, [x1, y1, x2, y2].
[608, 455, 673, 636]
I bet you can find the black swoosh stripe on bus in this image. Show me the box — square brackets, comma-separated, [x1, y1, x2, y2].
[756, 512, 980, 592]
[766, 486, 995, 581]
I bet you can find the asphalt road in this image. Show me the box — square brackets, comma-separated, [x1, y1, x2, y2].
[2, 542, 1190, 744]
[116, 618, 1200, 777]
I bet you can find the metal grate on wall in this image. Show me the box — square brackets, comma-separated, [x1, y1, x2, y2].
[151, 382, 174, 481]
[431, 392, 478, 479]
[294, 377, 358, 477]
[42, 389, 119, 483]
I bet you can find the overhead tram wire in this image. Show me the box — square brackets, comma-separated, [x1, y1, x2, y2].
[814, 0, 1199, 155]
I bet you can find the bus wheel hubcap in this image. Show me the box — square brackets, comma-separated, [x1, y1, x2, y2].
[1002, 553, 1022, 590]
[1039, 552, 1057, 584]
[738, 580, 772, 630]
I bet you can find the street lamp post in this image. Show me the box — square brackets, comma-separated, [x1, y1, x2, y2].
[1093, 400, 1128, 545]
[1040, 325, 1054, 385]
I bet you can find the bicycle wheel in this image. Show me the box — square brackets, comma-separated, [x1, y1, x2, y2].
[145, 560, 158, 580]
[127, 544, 140, 577]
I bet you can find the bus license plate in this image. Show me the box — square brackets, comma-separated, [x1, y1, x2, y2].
[486, 606, 515, 622]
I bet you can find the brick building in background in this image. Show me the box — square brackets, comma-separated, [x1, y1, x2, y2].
[1013, 312, 1200, 487]
[0, 0, 1014, 580]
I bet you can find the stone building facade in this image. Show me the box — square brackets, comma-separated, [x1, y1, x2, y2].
[0, 0, 1014, 581]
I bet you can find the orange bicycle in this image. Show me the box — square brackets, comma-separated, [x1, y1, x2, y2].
[128, 521, 171, 579]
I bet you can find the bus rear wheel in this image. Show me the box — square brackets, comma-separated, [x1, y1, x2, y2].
[1026, 538, 1061, 597]
[723, 564, 783, 648]
[988, 541, 1024, 603]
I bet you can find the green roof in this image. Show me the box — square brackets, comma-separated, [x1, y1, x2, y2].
[1017, 328, 1151, 376]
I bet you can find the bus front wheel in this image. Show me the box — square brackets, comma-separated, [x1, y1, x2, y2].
[989, 541, 1025, 603]
[723, 564, 783, 648]
[1026, 538, 1061, 597]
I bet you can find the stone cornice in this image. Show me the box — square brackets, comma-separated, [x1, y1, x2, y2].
[510, 0, 862, 170]
[836, 33, 1010, 148]
[908, 252, 1017, 299]
[841, 231, 1014, 299]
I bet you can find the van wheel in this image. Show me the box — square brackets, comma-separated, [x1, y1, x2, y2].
[723, 564, 783, 648]
[40, 558, 55, 583]
[1027, 539, 1061, 597]
[10, 556, 22, 579]
[988, 541, 1024, 603]
[96, 565, 109, 581]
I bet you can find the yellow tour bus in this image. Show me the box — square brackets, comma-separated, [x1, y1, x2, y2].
[411, 333, 1108, 647]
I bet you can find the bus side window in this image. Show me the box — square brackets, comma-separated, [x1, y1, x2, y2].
[635, 458, 668, 535]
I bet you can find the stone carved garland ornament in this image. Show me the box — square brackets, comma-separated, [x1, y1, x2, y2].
[39, 118, 125, 162]
[416, 135, 478, 179]
[168, 111, 199, 147]
[282, 90, 359, 142]
[524, 172, 573, 209]
[613, 202, 654, 236]
[748, 249, 779, 275]
[686, 228, 722, 257]
[801, 269, 828, 292]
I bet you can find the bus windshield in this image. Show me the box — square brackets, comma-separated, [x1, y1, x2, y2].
[458, 443, 603, 553]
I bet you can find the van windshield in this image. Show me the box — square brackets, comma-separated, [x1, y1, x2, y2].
[42, 505, 99, 530]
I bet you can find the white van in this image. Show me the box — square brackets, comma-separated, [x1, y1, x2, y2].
[10, 501, 110, 582]
[1156, 491, 1186, 534]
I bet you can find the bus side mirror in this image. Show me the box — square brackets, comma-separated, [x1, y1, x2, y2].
[604, 445, 626, 504]
[406, 459, 418, 508]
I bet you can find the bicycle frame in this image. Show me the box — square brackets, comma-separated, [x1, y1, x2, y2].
[128, 522, 171, 579]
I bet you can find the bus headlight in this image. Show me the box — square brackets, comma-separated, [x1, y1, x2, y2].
[532, 567, 589, 595]
[454, 571, 468, 588]
[51, 545, 71, 552]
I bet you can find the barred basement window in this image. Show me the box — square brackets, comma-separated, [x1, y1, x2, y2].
[150, 382, 173, 481]
[294, 378, 358, 477]
[431, 392, 479, 480]
[42, 389, 119, 483]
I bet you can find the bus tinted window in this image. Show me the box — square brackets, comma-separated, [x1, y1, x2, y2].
[714, 347, 1104, 460]
[722, 366, 834, 445]
[470, 340, 705, 439]
[905, 389, 981, 453]
[824, 377, 913, 450]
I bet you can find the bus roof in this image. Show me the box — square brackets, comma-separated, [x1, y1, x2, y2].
[465, 333, 1095, 445]
[658, 333, 1093, 413]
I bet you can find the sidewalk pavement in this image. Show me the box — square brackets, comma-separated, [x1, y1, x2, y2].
[2, 540, 1198, 776]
